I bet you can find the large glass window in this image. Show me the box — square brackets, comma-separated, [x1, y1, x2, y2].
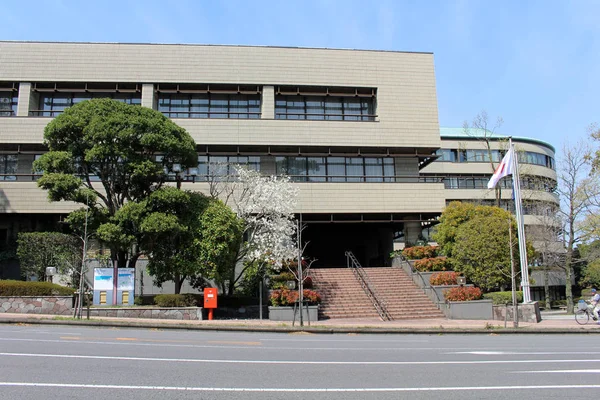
[36, 93, 141, 116]
[158, 94, 260, 119]
[275, 156, 395, 182]
[518, 151, 555, 170]
[275, 95, 375, 121]
[196, 155, 260, 181]
[0, 91, 18, 116]
[0, 155, 17, 180]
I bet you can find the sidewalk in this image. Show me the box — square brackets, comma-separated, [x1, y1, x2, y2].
[1, 311, 598, 334]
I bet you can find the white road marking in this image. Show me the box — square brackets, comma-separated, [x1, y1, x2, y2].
[0, 337, 486, 352]
[0, 382, 599, 392]
[1, 352, 600, 365]
[454, 351, 600, 355]
[518, 369, 600, 374]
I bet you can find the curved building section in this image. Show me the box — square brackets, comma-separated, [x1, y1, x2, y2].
[422, 127, 559, 241]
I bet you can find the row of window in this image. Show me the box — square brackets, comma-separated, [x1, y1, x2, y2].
[275, 156, 394, 182]
[34, 93, 141, 117]
[158, 94, 261, 119]
[275, 96, 375, 121]
[2, 88, 377, 122]
[449, 199, 559, 216]
[425, 174, 556, 192]
[435, 148, 555, 169]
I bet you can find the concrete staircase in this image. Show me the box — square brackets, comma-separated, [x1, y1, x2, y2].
[310, 267, 444, 320]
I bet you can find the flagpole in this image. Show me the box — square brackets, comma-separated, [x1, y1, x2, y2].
[510, 137, 531, 303]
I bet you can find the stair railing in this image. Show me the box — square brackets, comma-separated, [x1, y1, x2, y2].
[345, 251, 392, 321]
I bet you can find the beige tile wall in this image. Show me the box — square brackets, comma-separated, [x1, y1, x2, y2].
[0, 42, 441, 148]
[0, 181, 445, 214]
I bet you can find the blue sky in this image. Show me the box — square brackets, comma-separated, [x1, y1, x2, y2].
[3, 0, 599, 153]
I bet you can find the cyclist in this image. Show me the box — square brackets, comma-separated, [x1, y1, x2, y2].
[589, 288, 600, 324]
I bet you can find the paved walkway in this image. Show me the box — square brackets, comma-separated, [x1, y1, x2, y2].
[0, 310, 598, 333]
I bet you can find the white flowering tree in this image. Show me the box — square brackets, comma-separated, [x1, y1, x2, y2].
[210, 165, 299, 293]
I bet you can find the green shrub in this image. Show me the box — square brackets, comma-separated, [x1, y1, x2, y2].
[444, 286, 483, 302]
[402, 245, 438, 260]
[154, 293, 198, 307]
[430, 272, 458, 286]
[482, 291, 523, 305]
[0, 280, 76, 296]
[414, 257, 449, 272]
[269, 272, 297, 289]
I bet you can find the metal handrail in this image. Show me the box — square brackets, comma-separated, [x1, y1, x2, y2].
[345, 251, 392, 321]
[395, 255, 444, 307]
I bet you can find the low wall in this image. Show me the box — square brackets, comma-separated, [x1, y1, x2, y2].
[268, 306, 319, 322]
[88, 307, 203, 320]
[0, 296, 73, 315]
[492, 302, 541, 323]
[444, 300, 494, 320]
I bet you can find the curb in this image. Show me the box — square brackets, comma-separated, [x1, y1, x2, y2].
[1, 317, 599, 334]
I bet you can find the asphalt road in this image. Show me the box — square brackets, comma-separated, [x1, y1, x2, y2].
[0, 324, 598, 399]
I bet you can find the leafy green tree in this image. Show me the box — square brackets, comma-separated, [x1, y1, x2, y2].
[34, 98, 197, 270]
[195, 199, 244, 293]
[451, 213, 517, 292]
[124, 187, 243, 294]
[433, 201, 481, 257]
[434, 202, 534, 292]
[16, 232, 82, 282]
[136, 188, 210, 294]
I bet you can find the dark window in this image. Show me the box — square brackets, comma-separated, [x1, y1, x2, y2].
[276, 156, 395, 182]
[0, 91, 18, 116]
[36, 93, 141, 116]
[275, 95, 375, 121]
[158, 93, 261, 119]
[0, 155, 17, 180]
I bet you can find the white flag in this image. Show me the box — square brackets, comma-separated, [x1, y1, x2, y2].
[487, 147, 514, 189]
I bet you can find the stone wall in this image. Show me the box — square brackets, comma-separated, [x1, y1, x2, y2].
[493, 302, 542, 323]
[0, 296, 73, 315]
[88, 307, 203, 320]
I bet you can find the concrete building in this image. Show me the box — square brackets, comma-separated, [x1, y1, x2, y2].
[0, 41, 445, 273]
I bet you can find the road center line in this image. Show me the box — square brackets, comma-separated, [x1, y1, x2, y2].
[1, 382, 599, 392]
[1, 352, 600, 365]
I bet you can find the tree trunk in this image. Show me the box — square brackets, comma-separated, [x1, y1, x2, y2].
[565, 247, 574, 314]
[174, 273, 183, 294]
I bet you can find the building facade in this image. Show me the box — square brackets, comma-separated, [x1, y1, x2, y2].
[0, 41, 445, 273]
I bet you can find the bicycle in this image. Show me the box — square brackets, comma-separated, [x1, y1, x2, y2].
[575, 300, 599, 325]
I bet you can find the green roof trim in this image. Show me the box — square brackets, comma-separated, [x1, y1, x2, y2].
[440, 127, 555, 153]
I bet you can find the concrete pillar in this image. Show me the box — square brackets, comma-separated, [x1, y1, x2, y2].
[261, 86, 274, 119]
[16, 82, 33, 116]
[141, 84, 156, 109]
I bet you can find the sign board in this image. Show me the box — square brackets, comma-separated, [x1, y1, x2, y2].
[94, 268, 113, 291]
[117, 268, 135, 291]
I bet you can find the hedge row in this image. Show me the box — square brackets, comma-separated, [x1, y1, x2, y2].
[0, 280, 76, 296]
[153, 294, 199, 307]
[483, 291, 524, 305]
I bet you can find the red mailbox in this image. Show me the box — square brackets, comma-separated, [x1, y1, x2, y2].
[204, 288, 218, 320]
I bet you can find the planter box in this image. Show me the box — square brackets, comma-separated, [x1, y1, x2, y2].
[268, 305, 319, 322]
[444, 299, 493, 320]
